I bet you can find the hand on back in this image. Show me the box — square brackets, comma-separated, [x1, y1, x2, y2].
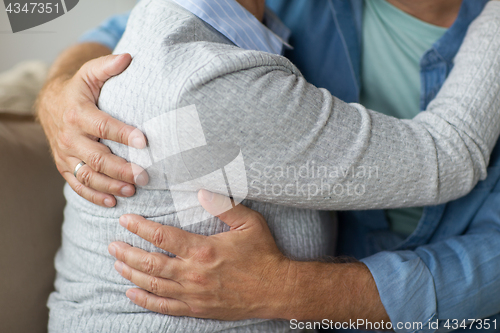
[37, 51, 149, 207]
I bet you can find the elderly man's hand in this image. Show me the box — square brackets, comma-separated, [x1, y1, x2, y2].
[37, 46, 149, 207]
[108, 190, 293, 320]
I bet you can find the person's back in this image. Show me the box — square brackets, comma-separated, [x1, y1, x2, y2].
[47, 1, 333, 332]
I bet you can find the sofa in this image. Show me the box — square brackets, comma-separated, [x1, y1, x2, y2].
[0, 62, 66, 333]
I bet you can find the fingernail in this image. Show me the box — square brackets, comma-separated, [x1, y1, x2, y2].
[201, 189, 214, 202]
[119, 215, 130, 229]
[118, 53, 129, 61]
[134, 172, 149, 187]
[130, 136, 146, 149]
[127, 289, 137, 302]
[108, 244, 117, 257]
[104, 198, 114, 207]
[121, 185, 135, 197]
[115, 261, 124, 274]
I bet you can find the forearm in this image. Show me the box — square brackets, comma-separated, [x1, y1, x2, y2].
[46, 42, 112, 82]
[273, 261, 389, 323]
[176, 3, 500, 210]
[412, 1, 500, 201]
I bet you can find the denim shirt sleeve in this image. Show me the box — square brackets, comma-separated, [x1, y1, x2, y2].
[78, 12, 130, 50]
[361, 181, 500, 333]
[361, 251, 438, 333]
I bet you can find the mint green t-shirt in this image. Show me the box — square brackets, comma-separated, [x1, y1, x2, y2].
[360, 0, 448, 236]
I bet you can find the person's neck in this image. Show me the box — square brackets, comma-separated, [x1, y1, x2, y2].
[386, 0, 463, 28]
[236, 0, 266, 22]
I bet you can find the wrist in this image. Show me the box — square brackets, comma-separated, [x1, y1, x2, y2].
[262, 259, 332, 321]
[282, 260, 337, 321]
[36, 74, 71, 118]
[254, 256, 296, 320]
[266, 259, 388, 323]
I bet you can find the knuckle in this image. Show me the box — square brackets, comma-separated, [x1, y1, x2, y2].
[87, 151, 104, 173]
[189, 305, 205, 317]
[194, 245, 215, 264]
[187, 271, 208, 286]
[94, 116, 111, 139]
[151, 227, 169, 248]
[190, 298, 209, 314]
[120, 247, 131, 263]
[119, 262, 130, 279]
[126, 218, 139, 234]
[157, 299, 170, 315]
[73, 183, 98, 205]
[73, 183, 85, 196]
[142, 255, 158, 276]
[52, 151, 63, 164]
[148, 277, 161, 295]
[88, 192, 99, 205]
[79, 61, 90, 74]
[249, 211, 267, 231]
[55, 162, 65, 175]
[62, 108, 79, 126]
[103, 180, 118, 194]
[116, 125, 131, 145]
[58, 131, 73, 151]
[251, 211, 265, 222]
[79, 169, 93, 187]
[117, 164, 132, 182]
[80, 63, 99, 88]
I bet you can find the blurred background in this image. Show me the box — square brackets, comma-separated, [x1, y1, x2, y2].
[0, 0, 136, 72]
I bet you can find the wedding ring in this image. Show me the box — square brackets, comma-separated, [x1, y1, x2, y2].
[74, 161, 86, 178]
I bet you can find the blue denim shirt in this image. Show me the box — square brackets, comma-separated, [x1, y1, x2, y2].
[80, 1, 500, 332]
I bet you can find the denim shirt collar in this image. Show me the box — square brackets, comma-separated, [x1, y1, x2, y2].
[427, 0, 490, 66]
[340, 0, 489, 102]
[171, 0, 291, 55]
[419, 0, 489, 109]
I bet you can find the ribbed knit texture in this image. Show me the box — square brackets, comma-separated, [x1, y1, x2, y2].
[48, 0, 500, 332]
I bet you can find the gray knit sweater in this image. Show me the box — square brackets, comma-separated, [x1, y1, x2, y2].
[48, 0, 500, 332]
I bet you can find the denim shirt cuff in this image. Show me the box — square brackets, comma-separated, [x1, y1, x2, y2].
[361, 250, 439, 333]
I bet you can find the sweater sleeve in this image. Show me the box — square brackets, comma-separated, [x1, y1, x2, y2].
[99, 1, 500, 211]
[411, 1, 500, 206]
[171, 2, 500, 210]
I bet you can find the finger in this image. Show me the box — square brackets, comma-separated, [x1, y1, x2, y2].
[119, 214, 205, 258]
[126, 288, 192, 317]
[71, 103, 147, 150]
[198, 190, 265, 230]
[79, 53, 133, 101]
[70, 157, 136, 197]
[74, 137, 148, 186]
[197, 189, 233, 216]
[115, 261, 182, 298]
[109, 241, 181, 280]
[62, 170, 116, 207]
[76, 53, 147, 148]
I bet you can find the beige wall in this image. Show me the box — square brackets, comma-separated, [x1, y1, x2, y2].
[0, 0, 136, 72]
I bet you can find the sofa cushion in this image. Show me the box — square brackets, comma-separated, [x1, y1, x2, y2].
[0, 62, 48, 115]
[0, 115, 65, 333]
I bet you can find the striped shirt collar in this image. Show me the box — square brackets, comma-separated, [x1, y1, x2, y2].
[171, 0, 291, 55]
